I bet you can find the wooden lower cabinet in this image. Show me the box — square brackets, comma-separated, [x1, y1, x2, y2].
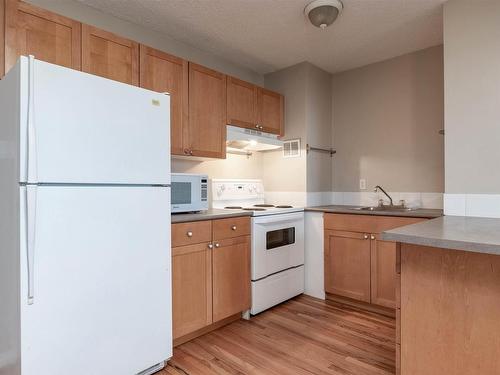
[324, 213, 426, 308]
[172, 217, 251, 343]
[212, 236, 251, 321]
[324, 230, 371, 302]
[172, 242, 212, 339]
[370, 235, 398, 308]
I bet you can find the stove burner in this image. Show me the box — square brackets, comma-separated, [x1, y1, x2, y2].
[225, 206, 243, 209]
[254, 204, 275, 207]
[275, 205, 293, 208]
[243, 207, 266, 211]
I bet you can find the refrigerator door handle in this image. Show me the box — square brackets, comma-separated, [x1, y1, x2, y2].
[27, 55, 37, 183]
[25, 185, 37, 305]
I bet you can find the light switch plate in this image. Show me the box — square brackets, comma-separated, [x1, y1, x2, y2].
[359, 179, 366, 190]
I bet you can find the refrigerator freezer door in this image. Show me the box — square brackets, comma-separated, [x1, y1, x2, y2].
[20, 57, 170, 185]
[19, 185, 172, 375]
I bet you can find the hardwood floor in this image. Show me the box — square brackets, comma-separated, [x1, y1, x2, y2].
[162, 295, 396, 375]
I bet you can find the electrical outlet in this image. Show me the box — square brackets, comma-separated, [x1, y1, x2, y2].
[359, 179, 366, 190]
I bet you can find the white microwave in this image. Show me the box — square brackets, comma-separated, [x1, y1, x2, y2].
[171, 173, 208, 213]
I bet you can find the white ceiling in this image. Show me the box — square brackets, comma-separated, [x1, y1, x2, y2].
[77, 0, 445, 75]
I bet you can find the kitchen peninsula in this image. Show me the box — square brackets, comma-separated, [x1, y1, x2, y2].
[383, 216, 500, 375]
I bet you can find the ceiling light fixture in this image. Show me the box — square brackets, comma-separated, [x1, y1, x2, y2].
[304, 0, 343, 29]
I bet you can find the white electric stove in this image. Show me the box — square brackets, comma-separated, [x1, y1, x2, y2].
[212, 179, 305, 315]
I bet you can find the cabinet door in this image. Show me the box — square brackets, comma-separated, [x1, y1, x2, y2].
[82, 24, 139, 85]
[226, 76, 258, 130]
[172, 242, 212, 339]
[140, 45, 188, 155]
[4, 0, 81, 75]
[188, 62, 226, 158]
[258, 87, 283, 136]
[324, 230, 371, 302]
[212, 236, 251, 321]
[370, 235, 397, 308]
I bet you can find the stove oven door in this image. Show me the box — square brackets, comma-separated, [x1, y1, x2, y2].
[252, 212, 305, 280]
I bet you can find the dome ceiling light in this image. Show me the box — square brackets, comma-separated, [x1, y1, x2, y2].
[304, 0, 343, 29]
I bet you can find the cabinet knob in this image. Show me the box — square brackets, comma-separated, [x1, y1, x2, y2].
[214, 243, 220, 248]
[183, 148, 190, 155]
[231, 225, 237, 231]
[255, 124, 260, 129]
[189, 150, 193, 155]
[371, 234, 375, 240]
[186, 231, 193, 238]
[207, 243, 213, 249]
[363, 234, 369, 240]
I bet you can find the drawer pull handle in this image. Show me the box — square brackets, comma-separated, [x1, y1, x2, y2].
[231, 225, 237, 231]
[215, 243, 220, 248]
[186, 231, 193, 237]
[371, 234, 375, 240]
[363, 234, 369, 240]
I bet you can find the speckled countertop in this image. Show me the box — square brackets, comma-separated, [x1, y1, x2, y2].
[171, 209, 252, 224]
[306, 205, 443, 218]
[382, 216, 500, 255]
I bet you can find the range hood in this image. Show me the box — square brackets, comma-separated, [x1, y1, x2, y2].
[226, 125, 283, 152]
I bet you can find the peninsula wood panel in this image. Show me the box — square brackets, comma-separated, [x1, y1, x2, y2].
[401, 244, 500, 375]
[371, 235, 397, 308]
[258, 87, 284, 135]
[226, 76, 258, 129]
[1, 0, 5, 77]
[212, 236, 251, 321]
[188, 62, 226, 158]
[324, 230, 371, 302]
[82, 24, 138, 85]
[172, 242, 212, 339]
[4, 0, 81, 74]
[139, 45, 188, 155]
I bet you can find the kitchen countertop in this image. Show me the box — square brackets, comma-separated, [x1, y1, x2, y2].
[171, 209, 252, 223]
[306, 205, 443, 218]
[382, 216, 500, 255]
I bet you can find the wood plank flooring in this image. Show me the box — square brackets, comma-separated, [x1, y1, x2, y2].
[161, 295, 396, 375]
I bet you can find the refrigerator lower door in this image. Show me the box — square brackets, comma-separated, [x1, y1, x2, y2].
[19, 56, 170, 185]
[19, 185, 172, 375]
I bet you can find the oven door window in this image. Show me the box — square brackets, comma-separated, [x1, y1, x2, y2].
[172, 182, 192, 204]
[266, 227, 295, 250]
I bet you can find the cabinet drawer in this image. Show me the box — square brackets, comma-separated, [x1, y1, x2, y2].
[324, 213, 425, 233]
[172, 220, 212, 247]
[213, 216, 251, 240]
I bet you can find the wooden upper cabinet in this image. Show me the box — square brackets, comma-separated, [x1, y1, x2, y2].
[324, 230, 372, 303]
[212, 235, 251, 322]
[82, 24, 139, 85]
[226, 76, 258, 130]
[4, 0, 81, 74]
[258, 88, 284, 136]
[139, 45, 188, 155]
[188, 62, 226, 158]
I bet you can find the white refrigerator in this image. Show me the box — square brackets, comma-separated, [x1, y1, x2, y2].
[0, 56, 172, 375]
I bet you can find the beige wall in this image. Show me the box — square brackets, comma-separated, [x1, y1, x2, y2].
[27, 0, 266, 181]
[306, 64, 333, 193]
[332, 45, 444, 193]
[263, 63, 308, 192]
[444, 0, 500, 194]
